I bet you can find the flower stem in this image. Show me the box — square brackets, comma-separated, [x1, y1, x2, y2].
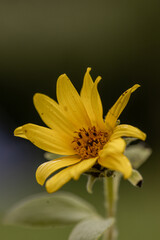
[103, 174, 120, 240]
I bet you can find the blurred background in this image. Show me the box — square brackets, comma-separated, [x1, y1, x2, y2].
[0, 0, 160, 239]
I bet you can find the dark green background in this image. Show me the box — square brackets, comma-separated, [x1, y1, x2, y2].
[0, 1, 160, 239]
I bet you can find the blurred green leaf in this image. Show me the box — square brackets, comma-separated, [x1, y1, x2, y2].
[69, 217, 114, 240]
[86, 175, 97, 194]
[125, 143, 152, 169]
[44, 152, 63, 160]
[124, 137, 137, 146]
[4, 192, 99, 228]
[128, 169, 143, 188]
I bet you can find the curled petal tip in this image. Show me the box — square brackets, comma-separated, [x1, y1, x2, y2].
[95, 76, 102, 84]
[14, 126, 23, 136]
[86, 67, 91, 72]
[132, 84, 141, 92]
[14, 126, 28, 139]
[35, 170, 44, 186]
[142, 132, 147, 141]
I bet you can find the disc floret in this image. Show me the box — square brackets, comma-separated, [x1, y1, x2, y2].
[72, 126, 109, 159]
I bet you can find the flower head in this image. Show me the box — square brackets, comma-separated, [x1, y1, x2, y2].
[14, 68, 146, 193]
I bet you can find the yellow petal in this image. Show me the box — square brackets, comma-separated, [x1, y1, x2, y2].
[45, 157, 97, 193]
[14, 126, 28, 139]
[102, 138, 126, 155]
[98, 153, 132, 179]
[110, 124, 146, 141]
[91, 77, 106, 130]
[80, 68, 95, 124]
[56, 74, 91, 129]
[80, 68, 94, 97]
[36, 155, 81, 185]
[14, 124, 75, 155]
[33, 93, 76, 137]
[45, 167, 72, 193]
[68, 157, 98, 180]
[105, 84, 140, 130]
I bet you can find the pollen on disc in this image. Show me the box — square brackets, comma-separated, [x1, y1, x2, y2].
[72, 126, 108, 159]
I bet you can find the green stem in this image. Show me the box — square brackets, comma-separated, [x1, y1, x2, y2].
[103, 174, 121, 240]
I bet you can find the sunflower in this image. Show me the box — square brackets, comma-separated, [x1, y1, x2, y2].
[14, 68, 146, 193]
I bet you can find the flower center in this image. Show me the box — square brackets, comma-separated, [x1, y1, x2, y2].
[72, 126, 108, 159]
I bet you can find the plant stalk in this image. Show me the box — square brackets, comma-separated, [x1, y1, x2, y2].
[103, 174, 120, 240]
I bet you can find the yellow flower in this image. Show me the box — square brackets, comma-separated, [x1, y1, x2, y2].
[14, 68, 146, 193]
